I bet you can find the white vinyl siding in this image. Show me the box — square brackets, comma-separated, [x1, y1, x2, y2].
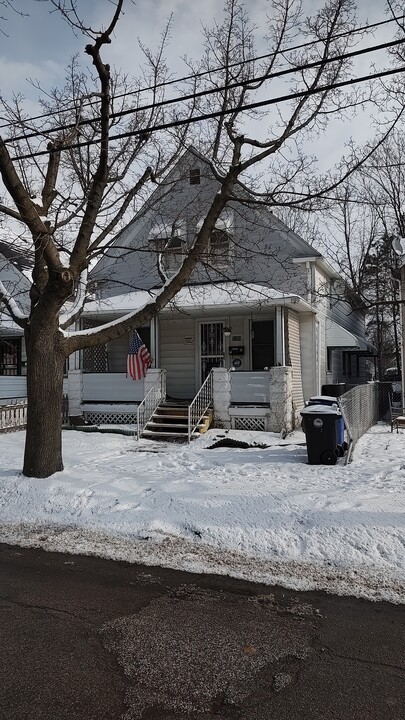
[0, 376, 27, 399]
[159, 318, 196, 398]
[0, 376, 69, 400]
[82, 374, 144, 402]
[299, 312, 315, 401]
[286, 309, 304, 421]
[226, 317, 247, 370]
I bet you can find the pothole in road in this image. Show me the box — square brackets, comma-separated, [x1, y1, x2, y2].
[100, 587, 315, 719]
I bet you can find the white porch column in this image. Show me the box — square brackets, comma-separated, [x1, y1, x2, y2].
[275, 306, 285, 366]
[150, 317, 158, 368]
[268, 366, 293, 434]
[144, 368, 166, 397]
[212, 367, 231, 428]
[66, 370, 83, 418]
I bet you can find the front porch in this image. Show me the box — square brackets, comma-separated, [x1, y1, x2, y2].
[66, 365, 295, 436]
[77, 284, 313, 429]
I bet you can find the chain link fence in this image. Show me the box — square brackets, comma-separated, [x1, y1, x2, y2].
[338, 383, 379, 462]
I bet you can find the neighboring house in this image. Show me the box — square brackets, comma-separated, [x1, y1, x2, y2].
[0, 243, 31, 400]
[72, 148, 373, 434]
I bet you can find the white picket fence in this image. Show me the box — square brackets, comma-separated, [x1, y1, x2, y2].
[0, 399, 28, 432]
[0, 394, 69, 433]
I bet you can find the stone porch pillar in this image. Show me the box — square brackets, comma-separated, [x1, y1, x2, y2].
[268, 366, 293, 434]
[144, 368, 166, 397]
[66, 369, 83, 419]
[212, 367, 231, 428]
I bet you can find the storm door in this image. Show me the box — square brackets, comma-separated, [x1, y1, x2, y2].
[199, 322, 224, 383]
[251, 320, 274, 370]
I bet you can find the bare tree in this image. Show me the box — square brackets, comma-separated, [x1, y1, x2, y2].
[317, 134, 405, 378]
[0, 0, 400, 477]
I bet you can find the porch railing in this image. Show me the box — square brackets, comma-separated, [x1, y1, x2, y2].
[0, 399, 28, 432]
[137, 371, 166, 440]
[188, 370, 213, 442]
[0, 394, 69, 433]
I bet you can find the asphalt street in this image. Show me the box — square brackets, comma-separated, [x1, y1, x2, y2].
[0, 543, 404, 720]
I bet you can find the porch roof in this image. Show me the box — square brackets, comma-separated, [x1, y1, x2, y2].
[0, 313, 23, 337]
[326, 320, 375, 352]
[83, 282, 314, 318]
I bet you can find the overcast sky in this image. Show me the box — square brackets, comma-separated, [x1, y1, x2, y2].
[0, 0, 401, 172]
[0, 1, 393, 84]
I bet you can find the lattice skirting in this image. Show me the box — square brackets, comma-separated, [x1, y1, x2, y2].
[84, 411, 137, 425]
[231, 416, 266, 431]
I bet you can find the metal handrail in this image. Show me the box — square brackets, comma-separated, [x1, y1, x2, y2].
[188, 370, 213, 442]
[137, 372, 165, 440]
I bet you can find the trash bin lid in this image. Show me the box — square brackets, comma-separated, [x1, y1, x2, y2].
[309, 395, 339, 404]
[301, 403, 341, 416]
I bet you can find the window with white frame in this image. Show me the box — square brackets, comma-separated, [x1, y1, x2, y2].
[209, 227, 231, 265]
[148, 220, 187, 277]
[197, 212, 233, 268]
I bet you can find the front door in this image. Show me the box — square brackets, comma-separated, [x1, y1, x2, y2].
[251, 320, 274, 370]
[199, 322, 224, 383]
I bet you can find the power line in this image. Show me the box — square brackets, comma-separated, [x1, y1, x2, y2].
[5, 35, 404, 147]
[0, 12, 403, 133]
[12, 64, 405, 162]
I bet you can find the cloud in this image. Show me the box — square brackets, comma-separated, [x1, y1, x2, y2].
[0, 58, 64, 100]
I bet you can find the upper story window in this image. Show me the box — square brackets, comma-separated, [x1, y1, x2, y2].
[148, 220, 187, 277]
[162, 235, 187, 275]
[197, 213, 233, 268]
[209, 227, 231, 265]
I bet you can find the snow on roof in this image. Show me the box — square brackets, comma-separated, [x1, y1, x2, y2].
[83, 282, 311, 316]
[0, 312, 24, 336]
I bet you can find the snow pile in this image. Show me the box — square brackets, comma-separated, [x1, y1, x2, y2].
[0, 424, 404, 603]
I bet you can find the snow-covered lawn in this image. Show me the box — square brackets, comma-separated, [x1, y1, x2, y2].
[0, 424, 404, 604]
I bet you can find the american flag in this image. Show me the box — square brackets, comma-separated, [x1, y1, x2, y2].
[127, 331, 152, 381]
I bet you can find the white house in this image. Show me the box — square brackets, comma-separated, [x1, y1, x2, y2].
[0, 149, 373, 436]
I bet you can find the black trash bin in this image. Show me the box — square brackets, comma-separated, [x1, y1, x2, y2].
[321, 383, 346, 398]
[307, 396, 345, 448]
[300, 404, 342, 465]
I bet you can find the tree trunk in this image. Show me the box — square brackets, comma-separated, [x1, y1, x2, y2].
[23, 321, 66, 478]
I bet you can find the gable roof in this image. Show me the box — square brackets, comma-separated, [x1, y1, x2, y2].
[90, 146, 322, 271]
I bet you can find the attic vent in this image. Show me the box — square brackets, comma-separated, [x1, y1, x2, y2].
[189, 168, 200, 185]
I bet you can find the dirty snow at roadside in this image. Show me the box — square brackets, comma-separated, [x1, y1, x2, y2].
[0, 424, 404, 604]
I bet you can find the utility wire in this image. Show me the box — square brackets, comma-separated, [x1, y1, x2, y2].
[4, 35, 404, 147]
[12, 64, 405, 162]
[0, 12, 403, 132]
